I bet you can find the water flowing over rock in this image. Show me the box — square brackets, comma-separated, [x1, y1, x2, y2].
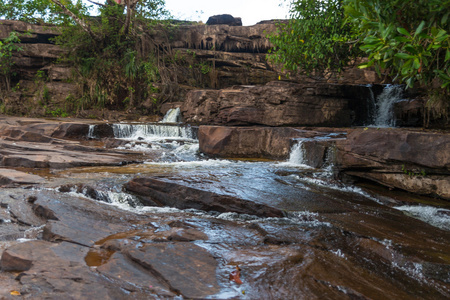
[160, 107, 182, 123]
[0, 115, 449, 299]
[370, 85, 404, 127]
[125, 177, 286, 218]
[198, 125, 338, 159]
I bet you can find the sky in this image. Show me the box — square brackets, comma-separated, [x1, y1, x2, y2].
[164, 0, 290, 26]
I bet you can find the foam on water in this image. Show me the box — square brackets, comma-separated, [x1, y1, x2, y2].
[160, 107, 182, 123]
[289, 174, 383, 204]
[277, 140, 313, 168]
[144, 157, 234, 169]
[112, 123, 196, 141]
[395, 205, 450, 231]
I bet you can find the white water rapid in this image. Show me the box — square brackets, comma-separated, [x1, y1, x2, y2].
[160, 107, 182, 123]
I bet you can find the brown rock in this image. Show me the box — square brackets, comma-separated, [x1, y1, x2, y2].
[0, 169, 45, 186]
[206, 14, 242, 26]
[182, 81, 355, 126]
[198, 125, 330, 159]
[336, 128, 450, 199]
[126, 242, 220, 299]
[125, 177, 286, 217]
[51, 123, 90, 139]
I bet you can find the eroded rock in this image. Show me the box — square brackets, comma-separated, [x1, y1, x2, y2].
[182, 81, 356, 126]
[125, 177, 286, 217]
[336, 128, 450, 199]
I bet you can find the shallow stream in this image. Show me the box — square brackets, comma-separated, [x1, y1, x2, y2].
[9, 121, 450, 299]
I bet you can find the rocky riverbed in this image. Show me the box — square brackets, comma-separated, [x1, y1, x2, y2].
[0, 116, 449, 299]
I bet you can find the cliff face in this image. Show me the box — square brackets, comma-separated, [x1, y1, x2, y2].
[0, 19, 430, 127]
[0, 19, 382, 89]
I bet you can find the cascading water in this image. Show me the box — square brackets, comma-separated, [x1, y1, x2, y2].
[371, 84, 404, 127]
[288, 140, 306, 166]
[160, 107, 182, 123]
[112, 123, 197, 141]
[87, 125, 96, 139]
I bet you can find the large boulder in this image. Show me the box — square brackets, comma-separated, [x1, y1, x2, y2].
[335, 128, 450, 199]
[206, 14, 242, 26]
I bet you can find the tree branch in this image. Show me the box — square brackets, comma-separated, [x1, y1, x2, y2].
[86, 0, 106, 7]
[50, 0, 100, 41]
[122, 0, 139, 35]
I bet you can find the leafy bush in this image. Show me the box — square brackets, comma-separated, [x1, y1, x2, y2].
[0, 31, 22, 92]
[268, 0, 362, 78]
[345, 0, 450, 92]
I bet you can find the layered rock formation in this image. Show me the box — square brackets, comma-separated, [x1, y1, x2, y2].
[182, 81, 385, 127]
[335, 128, 450, 200]
[0, 116, 142, 169]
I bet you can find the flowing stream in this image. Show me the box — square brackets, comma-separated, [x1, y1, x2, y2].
[16, 117, 449, 299]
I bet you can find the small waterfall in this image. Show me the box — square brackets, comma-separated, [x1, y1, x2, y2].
[87, 125, 96, 139]
[160, 107, 182, 123]
[287, 140, 306, 166]
[112, 123, 197, 141]
[371, 85, 403, 127]
[366, 84, 376, 125]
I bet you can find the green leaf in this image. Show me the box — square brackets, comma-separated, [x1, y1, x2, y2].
[414, 21, 426, 38]
[395, 53, 414, 60]
[442, 12, 450, 25]
[446, 49, 450, 62]
[394, 36, 410, 43]
[405, 45, 418, 55]
[397, 27, 411, 37]
[358, 63, 369, 69]
[413, 58, 420, 69]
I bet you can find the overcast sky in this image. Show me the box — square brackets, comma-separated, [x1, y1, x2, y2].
[164, 0, 290, 26]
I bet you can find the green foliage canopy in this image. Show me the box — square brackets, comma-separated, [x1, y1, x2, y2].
[1, 0, 169, 111]
[345, 0, 450, 92]
[270, 0, 449, 95]
[268, 0, 362, 78]
[0, 0, 86, 24]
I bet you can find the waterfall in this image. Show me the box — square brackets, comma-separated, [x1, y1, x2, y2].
[288, 140, 306, 166]
[366, 84, 376, 125]
[160, 107, 182, 123]
[112, 123, 197, 141]
[371, 85, 403, 127]
[87, 125, 96, 139]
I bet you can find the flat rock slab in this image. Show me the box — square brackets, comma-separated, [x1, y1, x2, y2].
[125, 176, 286, 217]
[0, 140, 137, 169]
[0, 169, 45, 186]
[126, 242, 220, 299]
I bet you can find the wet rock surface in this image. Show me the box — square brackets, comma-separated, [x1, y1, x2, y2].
[198, 125, 346, 160]
[125, 176, 286, 217]
[0, 115, 449, 299]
